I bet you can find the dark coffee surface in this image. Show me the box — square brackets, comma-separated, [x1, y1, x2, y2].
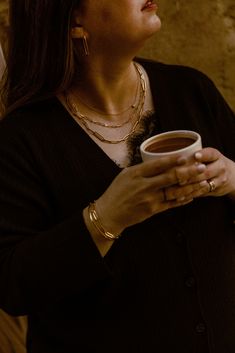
[145, 137, 195, 153]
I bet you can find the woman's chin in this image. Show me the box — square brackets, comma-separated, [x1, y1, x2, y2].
[145, 16, 162, 38]
[151, 14, 162, 31]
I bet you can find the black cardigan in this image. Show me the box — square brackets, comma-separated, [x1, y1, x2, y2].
[0, 59, 234, 353]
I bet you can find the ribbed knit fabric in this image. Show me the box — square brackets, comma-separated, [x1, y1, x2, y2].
[0, 59, 234, 353]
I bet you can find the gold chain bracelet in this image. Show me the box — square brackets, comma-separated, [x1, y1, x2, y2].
[88, 202, 120, 240]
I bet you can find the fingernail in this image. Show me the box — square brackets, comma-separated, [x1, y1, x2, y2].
[196, 163, 206, 172]
[199, 180, 208, 187]
[177, 196, 185, 202]
[195, 152, 202, 160]
[182, 198, 194, 205]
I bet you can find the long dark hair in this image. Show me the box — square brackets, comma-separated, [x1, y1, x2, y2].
[0, 0, 80, 116]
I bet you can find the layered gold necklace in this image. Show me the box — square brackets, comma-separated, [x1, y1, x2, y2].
[65, 62, 146, 144]
[71, 71, 141, 125]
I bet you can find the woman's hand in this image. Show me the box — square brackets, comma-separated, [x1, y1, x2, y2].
[165, 148, 235, 201]
[94, 155, 206, 236]
[195, 148, 235, 198]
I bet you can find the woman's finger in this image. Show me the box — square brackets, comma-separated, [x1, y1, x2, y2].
[176, 162, 206, 185]
[164, 180, 208, 201]
[134, 154, 186, 178]
[194, 147, 220, 164]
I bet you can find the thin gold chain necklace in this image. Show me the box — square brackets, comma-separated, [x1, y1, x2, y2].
[65, 63, 147, 144]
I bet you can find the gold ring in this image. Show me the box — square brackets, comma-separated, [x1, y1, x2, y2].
[207, 179, 216, 192]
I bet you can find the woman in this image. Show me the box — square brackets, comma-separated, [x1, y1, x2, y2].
[0, 1, 234, 352]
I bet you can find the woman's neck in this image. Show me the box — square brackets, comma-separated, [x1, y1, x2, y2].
[71, 59, 139, 120]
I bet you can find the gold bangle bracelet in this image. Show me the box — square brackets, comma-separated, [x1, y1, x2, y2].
[88, 202, 120, 240]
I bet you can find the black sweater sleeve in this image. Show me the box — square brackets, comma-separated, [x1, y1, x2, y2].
[0, 119, 112, 316]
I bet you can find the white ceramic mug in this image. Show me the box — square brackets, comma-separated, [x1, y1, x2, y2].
[140, 130, 202, 162]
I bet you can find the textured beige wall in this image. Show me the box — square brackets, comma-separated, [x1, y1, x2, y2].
[0, 0, 235, 110]
[141, 0, 235, 111]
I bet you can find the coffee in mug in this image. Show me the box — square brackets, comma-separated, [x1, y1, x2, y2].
[140, 130, 202, 162]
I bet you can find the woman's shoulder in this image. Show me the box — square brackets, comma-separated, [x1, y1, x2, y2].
[136, 57, 213, 85]
[0, 98, 65, 137]
[136, 57, 224, 107]
[0, 98, 69, 160]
